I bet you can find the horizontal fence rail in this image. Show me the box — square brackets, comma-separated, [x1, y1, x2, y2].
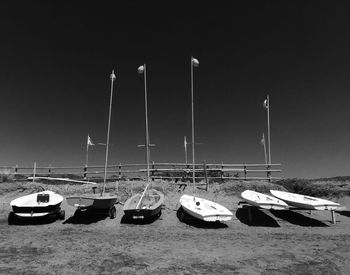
[0, 162, 282, 182]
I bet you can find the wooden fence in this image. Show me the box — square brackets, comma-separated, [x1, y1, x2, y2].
[0, 162, 281, 182]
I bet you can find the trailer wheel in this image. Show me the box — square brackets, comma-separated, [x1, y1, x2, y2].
[109, 206, 116, 219]
[8, 212, 15, 225]
[179, 209, 185, 222]
[59, 210, 65, 220]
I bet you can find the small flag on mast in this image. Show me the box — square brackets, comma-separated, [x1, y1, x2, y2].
[138, 65, 145, 74]
[87, 135, 95, 146]
[263, 97, 269, 109]
[191, 57, 199, 67]
[261, 133, 265, 146]
[110, 70, 116, 81]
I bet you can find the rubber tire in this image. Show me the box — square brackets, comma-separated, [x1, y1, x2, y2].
[8, 212, 15, 225]
[59, 210, 65, 220]
[109, 206, 116, 219]
[179, 209, 185, 222]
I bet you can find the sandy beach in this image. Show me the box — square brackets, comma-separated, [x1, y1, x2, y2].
[0, 180, 349, 274]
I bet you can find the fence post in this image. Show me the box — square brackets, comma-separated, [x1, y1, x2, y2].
[203, 161, 208, 191]
[33, 162, 36, 183]
[15, 164, 18, 175]
[151, 161, 155, 181]
[118, 162, 122, 180]
[244, 164, 247, 180]
[48, 165, 52, 176]
[83, 165, 87, 180]
[267, 164, 271, 182]
[221, 162, 224, 181]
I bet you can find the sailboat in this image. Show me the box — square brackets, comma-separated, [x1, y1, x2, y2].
[123, 64, 165, 220]
[270, 190, 340, 210]
[179, 57, 233, 222]
[9, 189, 65, 224]
[66, 70, 118, 219]
[240, 190, 289, 210]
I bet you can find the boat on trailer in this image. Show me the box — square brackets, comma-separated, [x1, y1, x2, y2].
[66, 194, 117, 218]
[9, 190, 65, 224]
[123, 63, 165, 221]
[66, 70, 118, 219]
[270, 190, 339, 210]
[240, 190, 289, 210]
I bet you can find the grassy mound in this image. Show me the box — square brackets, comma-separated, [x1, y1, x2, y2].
[275, 178, 350, 198]
[215, 180, 286, 196]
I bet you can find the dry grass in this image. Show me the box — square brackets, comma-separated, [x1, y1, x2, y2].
[275, 178, 350, 198]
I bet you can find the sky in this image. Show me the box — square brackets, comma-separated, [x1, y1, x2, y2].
[1, 1, 350, 179]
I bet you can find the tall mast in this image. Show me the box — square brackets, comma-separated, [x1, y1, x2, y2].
[190, 56, 199, 195]
[136, 64, 151, 210]
[266, 95, 271, 165]
[102, 70, 116, 196]
[191, 57, 195, 194]
[184, 136, 188, 165]
[143, 64, 150, 183]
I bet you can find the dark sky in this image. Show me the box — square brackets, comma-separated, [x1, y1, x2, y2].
[1, 1, 350, 178]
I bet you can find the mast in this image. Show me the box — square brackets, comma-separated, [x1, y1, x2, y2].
[184, 136, 188, 165]
[191, 57, 195, 195]
[143, 64, 150, 184]
[190, 56, 199, 195]
[85, 134, 89, 169]
[262, 133, 268, 165]
[101, 70, 116, 196]
[136, 64, 151, 209]
[266, 95, 271, 165]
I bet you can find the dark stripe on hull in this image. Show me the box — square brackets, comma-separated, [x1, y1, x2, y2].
[124, 204, 162, 219]
[12, 203, 61, 214]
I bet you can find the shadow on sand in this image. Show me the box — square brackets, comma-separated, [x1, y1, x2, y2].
[176, 207, 228, 229]
[236, 207, 280, 227]
[270, 210, 328, 227]
[8, 215, 59, 226]
[120, 211, 162, 225]
[63, 209, 109, 225]
[336, 210, 350, 218]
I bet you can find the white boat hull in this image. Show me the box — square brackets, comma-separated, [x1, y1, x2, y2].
[180, 194, 233, 222]
[10, 191, 64, 218]
[241, 190, 289, 210]
[270, 190, 339, 210]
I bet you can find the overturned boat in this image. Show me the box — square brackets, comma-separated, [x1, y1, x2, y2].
[9, 190, 65, 224]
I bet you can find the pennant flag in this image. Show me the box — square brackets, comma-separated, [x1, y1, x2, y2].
[137, 65, 145, 74]
[191, 57, 199, 67]
[110, 70, 116, 81]
[261, 133, 265, 146]
[263, 97, 268, 109]
[87, 135, 95, 146]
